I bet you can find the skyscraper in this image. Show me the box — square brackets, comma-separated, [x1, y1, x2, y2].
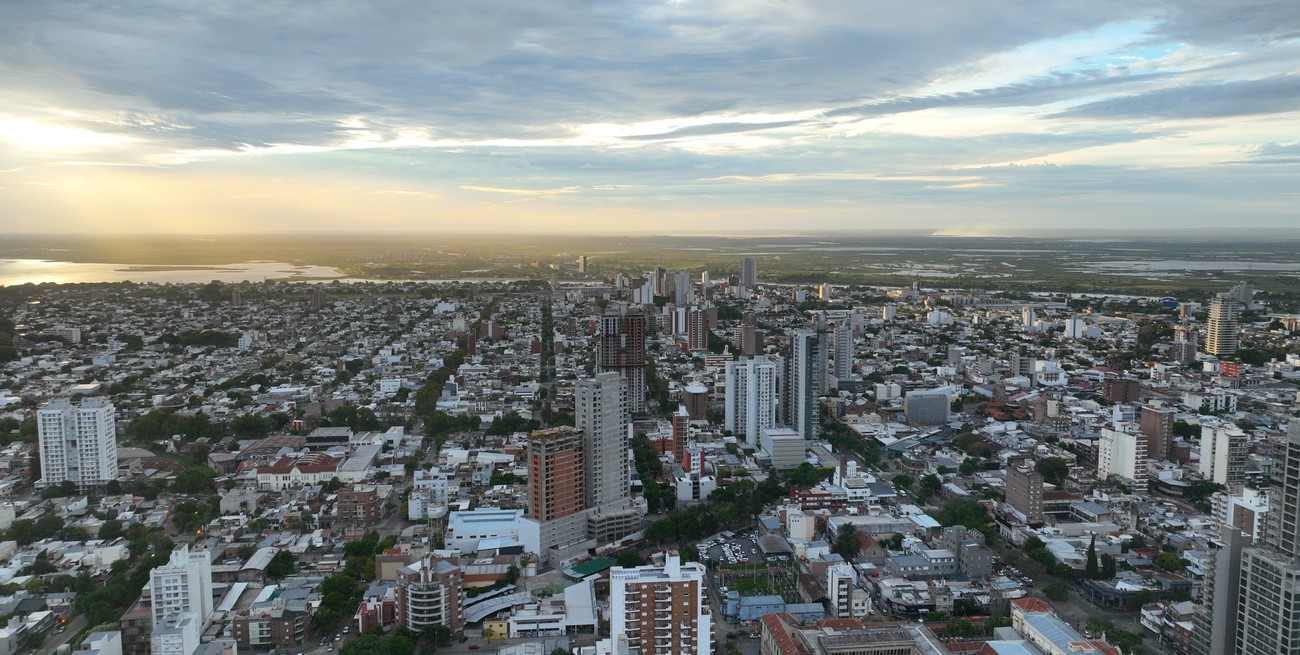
[607, 554, 711, 655]
[526, 426, 585, 521]
[596, 304, 648, 414]
[576, 372, 629, 509]
[832, 319, 853, 382]
[685, 307, 709, 352]
[673, 271, 692, 306]
[725, 355, 778, 448]
[1233, 421, 1300, 654]
[786, 319, 829, 440]
[740, 257, 757, 288]
[1208, 292, 1242, 357]
[37, 397, 119, 489]
[735, 311, 759, 356]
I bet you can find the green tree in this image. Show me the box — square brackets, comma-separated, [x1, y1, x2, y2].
[1035, 457, 1069, 487]
[616, 551, 646, 568]
[832, 524, 859, 560]
[98, 519, 124, 541]
[266, 550, 295, 579]
[1044, 581, 1069, 601]
[1085, 535, 1100, 579]
[892, 474, 915, 490]
[959, 458, 979, 475]
[1153, 551, 1186, 572]
[1101, 554, 1117, 579]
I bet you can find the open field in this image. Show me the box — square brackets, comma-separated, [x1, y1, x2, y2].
[2, 232, 1299, 301]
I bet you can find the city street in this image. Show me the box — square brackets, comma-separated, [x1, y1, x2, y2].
[37, 615, 86, 655]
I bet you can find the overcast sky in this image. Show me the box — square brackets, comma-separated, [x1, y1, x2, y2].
[2, 1, 1298, 234]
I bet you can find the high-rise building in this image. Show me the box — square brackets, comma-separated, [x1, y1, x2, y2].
[149, 545, 214, 629]
[1208, 293, 1242, 357]
[526, 427, 585, 522]
[1011, 345, 1035, 381]
[785, 321, 828, 440]
[832, 319, 853, 383]
[1232, 421, 1300, 654]
[685, 307, 709, 352]
[38, 397, 119, 489]
[1098, 424, 1149, 492]
[596, 304, 648, 414]
[725, 356, 778, 449]
[1200, 422, 1248, 487]
[577, 255, 588, 273]
[575, 372, 629, 509]
[673, 271, 692, 306]
[395, 555, 463, 634]
[736, 311, 760, 356]
[740, 258, 757, 288]
[1172, 325, 1199, 364]
[1140, 403, 1177, 463]
[1006, 457, 1046, 525]
[1193, 525, 1249, 655]
[607, 554, 711, 655]
[651, 267, 667, 296]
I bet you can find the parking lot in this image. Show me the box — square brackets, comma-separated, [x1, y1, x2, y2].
[700, 531, 765, 566]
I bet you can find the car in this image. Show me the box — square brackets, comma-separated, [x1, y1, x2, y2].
[468, 646, 479, 651]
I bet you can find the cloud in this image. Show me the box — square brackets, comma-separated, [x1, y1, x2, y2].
[1050, 74, 1300, 119]
[0, 1, 1297, 232]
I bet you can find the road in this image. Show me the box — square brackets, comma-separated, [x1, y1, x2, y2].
[38, 615, 86, 655]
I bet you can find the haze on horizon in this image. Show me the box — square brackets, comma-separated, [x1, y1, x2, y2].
[2, 2, 1298, 235]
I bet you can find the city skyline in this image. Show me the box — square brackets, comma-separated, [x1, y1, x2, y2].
[2, 2, 1298, 234]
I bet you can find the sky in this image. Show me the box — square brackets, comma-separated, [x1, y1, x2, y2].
[1, 1, 1298, 234]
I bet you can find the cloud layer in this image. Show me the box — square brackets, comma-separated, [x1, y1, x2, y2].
[1, 0, 1298, 233]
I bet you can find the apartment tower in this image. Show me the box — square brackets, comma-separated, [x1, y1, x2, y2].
[596, 304, 648, 413]
[608, 554, 711, 655]
[37, 397, 119, 489]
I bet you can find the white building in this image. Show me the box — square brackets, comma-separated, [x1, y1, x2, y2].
[74, 631, 123, 655]
[724, 356, 778, 448]
[1098, 424, 1148, 492]
[152, 615, 199, 655]
[576, 372, 630, 509]
[445, 508, 524, 552]
[149, 545, 214, 630]
[38, 397, 119, 489]
[1199, 422, 1248, 487]
[760, 427, 805, 471]
[827, 562, 871, 618]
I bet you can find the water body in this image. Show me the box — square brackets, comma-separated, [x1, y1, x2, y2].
[0, 259, 346, 286]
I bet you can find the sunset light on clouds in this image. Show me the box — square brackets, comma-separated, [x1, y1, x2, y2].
[2, 1, 1298, 233]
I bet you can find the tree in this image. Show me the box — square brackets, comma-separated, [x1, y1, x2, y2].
[959, 458, 979, 476]
[832, 524, 859, 560]
[1085, 535, 1100, 579]
[892, 474, 915, 491]
[98, 519, 124, 541]
[1023, 535, 1046, 552]
[1101, 554, 1117, 579]
[1044, 581, 1069, 601]
[266, 550, 295, 579]
[1035, 457, 1069, 487]
[1154, 551, 1186, 573]
[616, 551, 645, 568]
